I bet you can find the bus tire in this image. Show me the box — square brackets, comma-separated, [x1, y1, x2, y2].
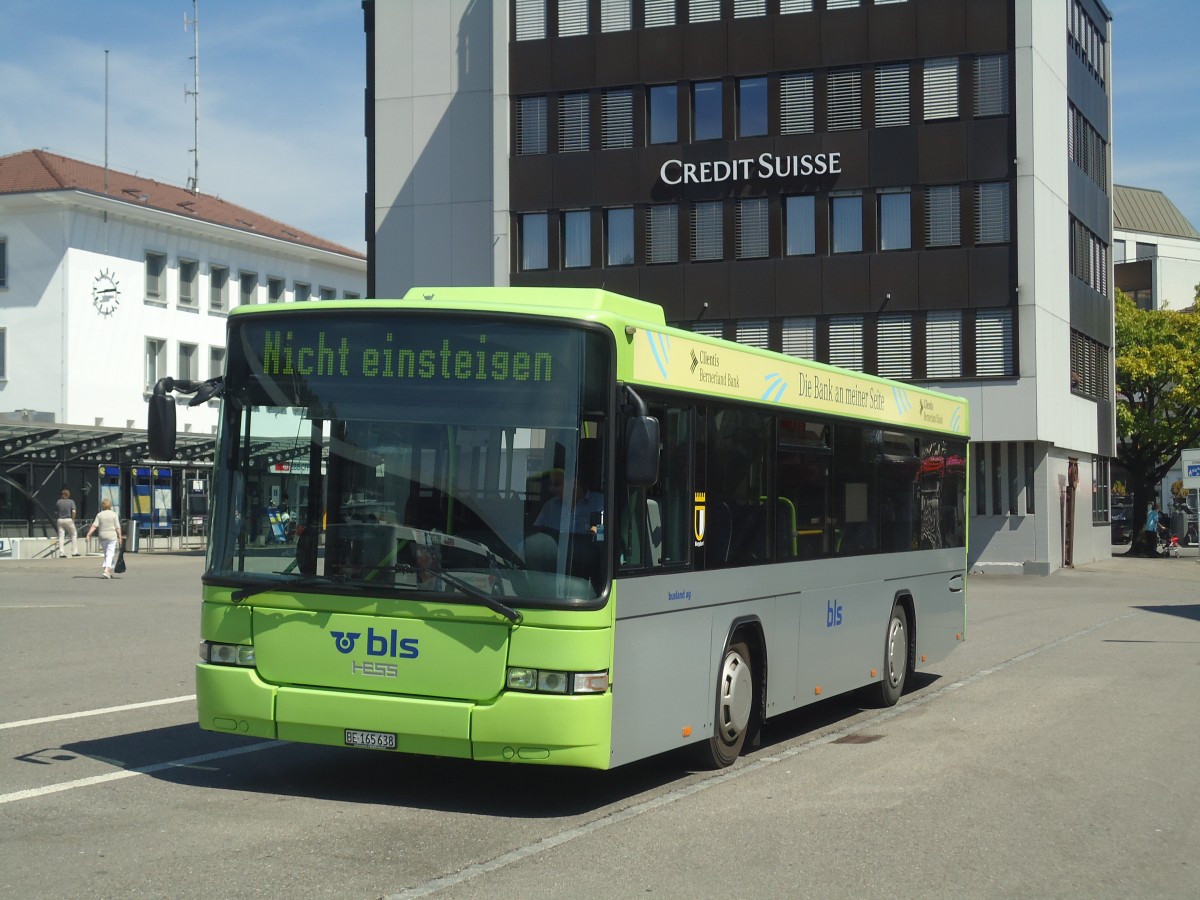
[694, 641, 753, 769]
[866, 604, 910, 708]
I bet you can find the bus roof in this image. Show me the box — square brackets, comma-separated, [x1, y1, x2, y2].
[228, 287, 967, 437]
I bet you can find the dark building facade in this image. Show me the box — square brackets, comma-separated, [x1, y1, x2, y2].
[366, 0, 1116, 573]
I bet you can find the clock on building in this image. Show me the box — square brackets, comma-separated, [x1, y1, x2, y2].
[92, 269, 121, 317]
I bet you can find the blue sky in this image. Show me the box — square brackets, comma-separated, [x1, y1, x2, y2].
[1, 0, 1197, 255]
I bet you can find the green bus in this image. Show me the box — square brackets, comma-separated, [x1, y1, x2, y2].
[149, 287, 969, 769]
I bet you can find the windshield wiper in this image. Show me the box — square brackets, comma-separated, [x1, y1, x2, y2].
[435, 570, 523, 624]
[230, 574, 366, 603]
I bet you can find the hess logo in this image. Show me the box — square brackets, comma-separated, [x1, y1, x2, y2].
[330, 628, 419, 658]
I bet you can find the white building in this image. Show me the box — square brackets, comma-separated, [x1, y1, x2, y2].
[0, 149, 365, 529]
[364, 0, 1116, 574]
[1113, 184, 1200, 311]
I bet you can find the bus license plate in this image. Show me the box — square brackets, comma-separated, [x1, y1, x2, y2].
[344, 729, 396, 750]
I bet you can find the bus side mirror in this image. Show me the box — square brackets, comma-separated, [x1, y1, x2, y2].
[624, 415, 660, 487]
[148, 379, 177, 461]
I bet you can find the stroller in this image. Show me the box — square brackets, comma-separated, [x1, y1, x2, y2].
[1157, 519, 1180, 558]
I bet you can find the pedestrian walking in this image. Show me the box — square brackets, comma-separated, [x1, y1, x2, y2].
[85, 498, 124, 579]
[55, 489, 79, 557]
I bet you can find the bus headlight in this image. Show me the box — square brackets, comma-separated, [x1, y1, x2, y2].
[506, 667, 609, 694]
[200, 641, 256, 667]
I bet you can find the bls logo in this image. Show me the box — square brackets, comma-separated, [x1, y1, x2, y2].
[330, 628, 419, 658]
[826, 600, 843, 628]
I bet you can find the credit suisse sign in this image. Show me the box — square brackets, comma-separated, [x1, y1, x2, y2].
[659, 151, 843, 186]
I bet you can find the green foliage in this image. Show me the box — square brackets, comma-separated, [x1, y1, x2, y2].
[1114, 290, 1200, 545]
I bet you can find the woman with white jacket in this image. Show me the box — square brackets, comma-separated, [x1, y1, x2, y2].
[86, 497, 124, 579]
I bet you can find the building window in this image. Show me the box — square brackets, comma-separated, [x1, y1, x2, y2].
[975, 308, 1013, 377]
[976, 182, 1010, 245]
[516, 96, 547, 155]
[600, 0, 631, 31]
[267, 276, 285, 303]
[145, 251, 166, 300]
[827, 68, 862, 131]
[1091, 456, 1108, 523]
[178, 342, 198, 382]
[145, 338, 166, 390]
[925, 311, 962, 378]
[736, 319, 769, 347]
[990, 443, 1003, 515]
[879, 189, 911, 251]
[780, 0, 813, 11]
[975, 444, 987, 515]
[1070, 329, 1110, 400]
[736, 198, 768, 259]
[606, 207, 634, 266]
[831, 194, 863, 254]
[515, 0, 545, 40]
[521, 212, 549, 270]
[559, 93, 589, 152]
[785, 195, 815, 256]
[1112, 239, 1126, 263]
[644, 0, 675, 27]
[563, 210, 591, 268]
[648, 84, 678, 144]
[826, 0, 860, 8]
[0, 327, 6, 378]
[691, 201, 724, 261]
[1068, 103, 1107, 190]
[738, 77, 767, 137]
[689, 0, 720, 23]
[1026, 443, 1037, 515]
[209, 264, 228, 313]
[294, 281, 311, 302]
[975, 54, 1009, 117]
[647, 204, 679, 264]
[875, 63, 909, 127]
[693, 81, 723, 141]
[780, 72, 815, 134]
[1068, 0, 1106, 86]
[924, 57, 959, 120]
[558, 0, 587, 36]
[178, 259, 198, 307]
[344, 291, 360, 300]
[781, 317, 815, 359]
[209, 346, 225, 380]
[319, 286, 336, 301]
[877, 314, 912, 379]
[829, 315, 864, 371]
[601, 89, 633, 149]
[1070, 217, 1108, 294]
[239, 271, 258, 306]
[0, 237, 6, 288]
[691, 321, 724, 339]
[925, 185, 961, 247]
[733, 0, 766, 16]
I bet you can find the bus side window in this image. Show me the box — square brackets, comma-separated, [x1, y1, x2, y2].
[620, 402, 693, 572]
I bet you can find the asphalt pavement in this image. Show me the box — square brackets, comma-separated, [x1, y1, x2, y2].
[1, 545, 1198, 899]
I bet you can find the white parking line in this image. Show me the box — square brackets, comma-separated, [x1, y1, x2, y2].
[0, 695, 197, 730]
[0, 741, 286, 805]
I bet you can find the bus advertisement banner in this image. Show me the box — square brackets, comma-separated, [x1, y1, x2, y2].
[632, 329, 967, 436]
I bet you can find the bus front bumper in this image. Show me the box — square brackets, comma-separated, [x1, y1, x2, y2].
[196, 664, 613, 768]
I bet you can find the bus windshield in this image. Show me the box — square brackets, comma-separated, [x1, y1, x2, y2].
[206, 311, 613, 606]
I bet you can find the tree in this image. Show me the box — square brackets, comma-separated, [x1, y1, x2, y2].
[1114, 290, 1200, 555]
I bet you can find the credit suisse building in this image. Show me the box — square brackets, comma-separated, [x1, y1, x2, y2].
[365, 0, 1115, 574]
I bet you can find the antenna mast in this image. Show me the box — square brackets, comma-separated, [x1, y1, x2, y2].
[184, 0, 200, 193]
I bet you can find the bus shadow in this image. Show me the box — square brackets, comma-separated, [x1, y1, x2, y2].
[1134, 603, 1200, 623]
[55, 679, 938, 818]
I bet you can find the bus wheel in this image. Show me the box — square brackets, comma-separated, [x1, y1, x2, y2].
[695, 641, 753, 769]
[866, 604, 909, 708]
